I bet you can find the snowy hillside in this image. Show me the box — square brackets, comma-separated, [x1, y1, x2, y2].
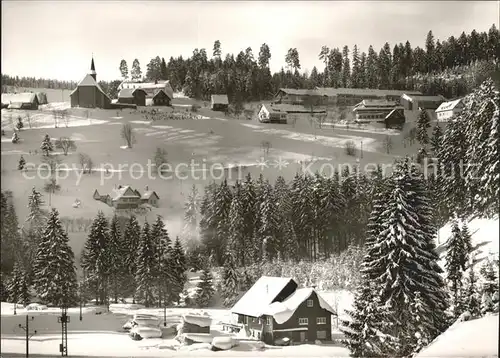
[436, 217, 499, 268]
[416, 314, 499, 357]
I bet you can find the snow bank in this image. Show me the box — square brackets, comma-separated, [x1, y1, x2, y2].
[183, 314, 212, 327]
[212, 336, 236, 350]
[416, 314, 499, 357]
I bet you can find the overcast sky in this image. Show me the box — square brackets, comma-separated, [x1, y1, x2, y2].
[1, 1, 498, 82]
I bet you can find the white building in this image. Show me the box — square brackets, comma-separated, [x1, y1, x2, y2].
[435, 98, 464, 121]
[118, 80, 174, 100]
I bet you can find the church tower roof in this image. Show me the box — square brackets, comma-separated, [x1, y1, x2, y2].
[89, 55, 96, 81]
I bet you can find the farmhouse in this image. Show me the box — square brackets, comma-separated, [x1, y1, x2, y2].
[118, 80, 174, 102]
[117, 88, 147, 106]
[258, 103, 288, 123]
[93, 185, 159, 209]
[70, 57, 112, 109]
[211, 94, 229, 112]
[435, 98, 464, 121]
[274, 88, 325, 106]
[152, 89, 171, 106]
[400, 93, 446, 110]
[231, 276, 336, 345]
[0, 92, 39, 110]
[315, 87, 423, 106]
[352, 100, 405, 129]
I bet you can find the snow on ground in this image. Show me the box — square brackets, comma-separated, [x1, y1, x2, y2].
[39, 102, 71, 111]
[436, 217, 499, 269]
[215, 117, 228, 121]
[416, 314, 499, 357]
[319, 122, 401, 136]
[131, 120, 152, 124]
[110, 116, 124, 119]
[173, 92, 189, 99]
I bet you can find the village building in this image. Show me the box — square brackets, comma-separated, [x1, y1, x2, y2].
[93, 185, 159, 209]
[70, 57, 112, 109]
[314, 87, 423, 106]
[435, 98, 464, 121]
[118, 80, 174, 103]
[400, 93, 446, 110]
[352, 100, 405, 129]
[258, 104, 288, 123]
[274, 88, 324, 106]
[211, 94, 229, 112]
[152, 89, 171, 106]
[231, 276, 336, 345]
[0, 92, 39, 110]
[117, 88, 147, 107]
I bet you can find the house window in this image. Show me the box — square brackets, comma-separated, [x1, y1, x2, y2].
[317, 330, 327, 340]
[266, 316, 272, 325]
[316, 317, 327, 325]
[258, 332, 261, 340]
[307, 299, 313, 307]
[298, 318, 308, 325]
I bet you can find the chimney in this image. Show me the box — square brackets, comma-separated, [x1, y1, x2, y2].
[145, 185, 149, 191]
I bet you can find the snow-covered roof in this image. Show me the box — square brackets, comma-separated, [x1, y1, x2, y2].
[415, 314, 499, 357]
[231, 276, 297, 317]
[70, 74, 110, 100]
[265, 288, 337, 324]
[316, 87, 422, 98]
[1, 92, 38, 105]
[435, 98, 463, 113]
[118, 88, 146, 98]
[141, 190, 159, 200]
[152, 89, 168, 99]
[211, 94, 229, 105]
[183, 314, 212, 327]
[112, 186, 140, 201]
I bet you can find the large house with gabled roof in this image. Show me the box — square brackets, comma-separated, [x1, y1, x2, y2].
[93, 185, 159, 209]
[231, 276, 336, 345]
[70, 57, 111, 109]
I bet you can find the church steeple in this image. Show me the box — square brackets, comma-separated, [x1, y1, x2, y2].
[89, 55, 96, 81]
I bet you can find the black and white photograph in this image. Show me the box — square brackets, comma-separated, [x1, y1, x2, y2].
[1, 0, 499, 357]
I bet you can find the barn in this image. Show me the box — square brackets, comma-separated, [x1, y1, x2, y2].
[315, 87, 423, 106]
[231, 276, 336, 345]
[211, 94, 229, 111]
[400, 93, 446, 110]
[117, 88, 147, 106]
[384, 108, 406, 129]
[118, 80, 174, 101]
[152, 89, 171, 106]
[1, 93, 39, 110]
[70, 57, 111, 109]
[274, 88, 325, 106]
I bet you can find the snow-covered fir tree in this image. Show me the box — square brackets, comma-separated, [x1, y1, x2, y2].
[8, 261, 31, 306]
[445, 219, 472, 317]
[227, 180, 246, 266]
[416, 109, 431, 146]
[199, 182, 218, 263]
[258, 179, 279, 261]
[220, 252, 240, 307]
[170, 236, 187, 304]
[182, 185, 200, 248]
[150, 215, 173, 306]
[430, 124, 443, 157]
[416, 147, 428, 164]
[195, 268, 215, 308]
[241, 173, 259, 264]
[212, 179, 232, 265]
[25, 187, 47, 241]
[107, 214, 124, 303]
[40, 134, 53, 156]
[122, 215, 141, 299]
[33, 208, 77, 306]
[1, 193, 22, 274]
[135, 221, 156, 307]
[81, 211, 110, 304]
[18, 155, 26, 170]
[479, 257, 499, 315]
[462, 258, 481, 318]
[361, 157, 449, 356]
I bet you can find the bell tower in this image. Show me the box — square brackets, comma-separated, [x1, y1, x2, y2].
[89, 55, 97, 81]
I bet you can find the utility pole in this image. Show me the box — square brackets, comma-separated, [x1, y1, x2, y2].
[79, 282, 83, 321]
[19, 315, 37, 358]
[360, 140, 363, 159]
[14, 300, 17, 315]
[58, 307, 69, 356]
[164, 306, 167, 327]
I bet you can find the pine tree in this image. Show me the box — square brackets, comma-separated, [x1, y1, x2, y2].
[8, 261, 31, 306]
[241, 173, 258, 265]
[462, 259, 481, 318]
[33, 208, 77, 307]
[151, 215, 173, 306]
[107, 214, 123, 303]
[182, 185, 200, 247]
[81, 211, 109, 304]
[195, 268, 215, 308]
[18, 155, 26, 170]
[220, 253, 240, 307]
[135, 221, 156, 307]
[40, 134, 53, 156]
[341, 45, 351, 88]
[227, 181, 246, 266]
[430, 124, 443, 157]
[258, 180, 279, 261]
[341, 283, 392, 357]
[1, 193, 22, 275]
[212, 179, 232, 265]
[170, 236, 187, 304]
[408, 291, 432, 354]
[416, 109, 431, 145]
[122, 215, 141, 299]
[131, 59, 142, 81]
[199, 182, 217, 262]
[416, 147, 428, 165]
[362, 158, 449, 356]
[479, 258, 499, 315]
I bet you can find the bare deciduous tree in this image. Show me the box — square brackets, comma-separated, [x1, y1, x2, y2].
[25, 113, 32, 128]
[344, 140, 357, 156]
[52, 109, 59, 128]
[153, 147, 168, 174]
[44, 177, 61, 194]
[41, 155, 62, 176]
[55, 137, 77, 156]
[261, 140, 272, 156]
[60, 110, 70, 127]
[121, 123, 136, 148]
[384, 135, 393, 154]
[79, 153, 93, 174]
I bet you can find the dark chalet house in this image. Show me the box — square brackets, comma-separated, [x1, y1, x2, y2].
[231, 276, 336, 345]
[70, 57, 112, 109]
